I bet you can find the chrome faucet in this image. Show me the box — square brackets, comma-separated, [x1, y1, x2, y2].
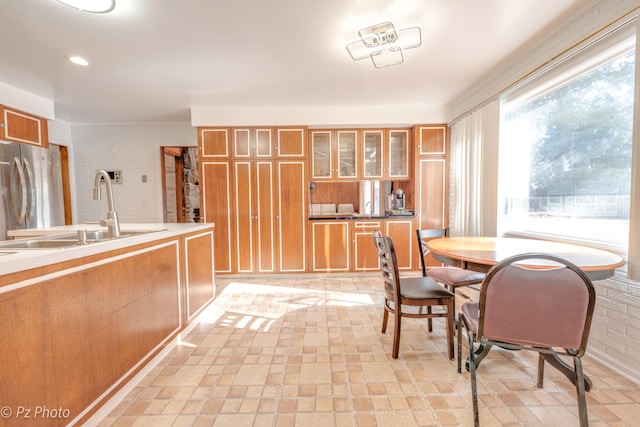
[93, 170, 121, 238]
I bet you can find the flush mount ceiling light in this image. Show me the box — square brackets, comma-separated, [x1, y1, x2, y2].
[56, 0, 116, 13]
[68, 55, 90, 66]
[346, 22, 421, 68]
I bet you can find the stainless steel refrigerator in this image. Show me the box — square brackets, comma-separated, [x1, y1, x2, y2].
[0, 141, 65, 240]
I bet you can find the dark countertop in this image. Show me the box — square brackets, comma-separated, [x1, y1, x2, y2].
[309, 213, 415, 220]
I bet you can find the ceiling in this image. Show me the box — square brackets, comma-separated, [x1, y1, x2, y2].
[0, 0, 586, 125]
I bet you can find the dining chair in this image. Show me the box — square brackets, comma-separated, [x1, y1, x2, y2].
[416, 229, 485, 330]
[457, 252, 596, 427]
[372, 231, 455, 360]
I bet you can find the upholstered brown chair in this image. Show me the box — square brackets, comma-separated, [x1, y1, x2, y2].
[416, 229, 485, 330]
[457, 253, 596, 427]
[372, 231, 455, 359]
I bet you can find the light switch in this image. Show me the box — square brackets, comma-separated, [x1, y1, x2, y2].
[142, 175, 147, 183]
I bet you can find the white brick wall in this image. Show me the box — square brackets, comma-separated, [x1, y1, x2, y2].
[68, 124, 196, 224]
[449, 0, 640, 384]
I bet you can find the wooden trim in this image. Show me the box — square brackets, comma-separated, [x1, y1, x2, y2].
[59, 145, 73, 225]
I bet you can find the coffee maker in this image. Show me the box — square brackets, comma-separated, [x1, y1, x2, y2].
[394, 188, 405, 211]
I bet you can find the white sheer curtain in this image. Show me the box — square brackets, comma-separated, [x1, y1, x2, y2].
[449, 100, 500, 237]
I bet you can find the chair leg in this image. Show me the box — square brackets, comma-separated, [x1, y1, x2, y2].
[427, 306, 433, 332]
[381, 301, 389, 333]
[537, 353, 545, 388]
[468, 331, 480, 427]
[574, 356, 589, 427]
[445, 300, 454, 360]
[392, 303, 402, 359]
[457, 313, 464, 373]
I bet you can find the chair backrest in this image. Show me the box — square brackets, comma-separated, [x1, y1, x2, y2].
[416, 228, 449, 276]
[372, 231, 401, 300]
[477, 252, 596, 356]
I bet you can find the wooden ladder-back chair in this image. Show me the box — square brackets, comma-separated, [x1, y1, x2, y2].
[457, 252, 596, 427]
[416, 228, 485, 330]
[372, 231, 455, 360]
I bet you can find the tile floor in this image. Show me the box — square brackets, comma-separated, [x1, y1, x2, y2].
[96, 275, 640, 427]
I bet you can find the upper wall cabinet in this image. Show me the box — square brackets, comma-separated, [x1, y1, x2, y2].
[276, 127, 306, 157]
[310, 129, 358, 180]
[199, 127, 230, 159]
[199, 127, 307, 159]
[416, 125, 446, 156]
[0, 105, 49, 148]
[362, 128, 411, 180]
[233, 128, 274, 158]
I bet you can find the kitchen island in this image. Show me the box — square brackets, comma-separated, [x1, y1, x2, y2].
[0, 223, 215, 426]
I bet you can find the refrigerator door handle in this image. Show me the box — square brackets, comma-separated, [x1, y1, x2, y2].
[10, 156, 27, 224]
[22, 157, 36, 222]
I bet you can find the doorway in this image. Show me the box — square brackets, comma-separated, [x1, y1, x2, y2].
[161, 147, 200, 223]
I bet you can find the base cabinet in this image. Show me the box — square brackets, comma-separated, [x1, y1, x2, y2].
[352, 220, 382, 272]
[0, 228, 215, 426]
[386, 219, 416, 270]
[309, 219, 414, 272]
[310, 221, 349, 272]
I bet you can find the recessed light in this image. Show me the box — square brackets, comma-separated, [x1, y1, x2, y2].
[56, 0, 116, 13]
[68, 56, 90, 66]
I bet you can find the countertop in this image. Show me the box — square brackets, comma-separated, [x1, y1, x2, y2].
[308, 213, 415, 220]
[0, 223, 214, 276]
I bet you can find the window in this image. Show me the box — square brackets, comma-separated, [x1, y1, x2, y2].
[498, 32, 635, 251]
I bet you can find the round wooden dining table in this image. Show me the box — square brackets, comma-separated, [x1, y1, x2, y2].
[426, 236, 625, 280]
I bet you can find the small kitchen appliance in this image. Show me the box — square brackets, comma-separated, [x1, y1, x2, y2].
[394, 188, 405, 211]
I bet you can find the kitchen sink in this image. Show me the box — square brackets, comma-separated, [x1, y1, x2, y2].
[49, 229, 167, 241]
[0, 239, 85, 249]
[0, 229, 167, 250]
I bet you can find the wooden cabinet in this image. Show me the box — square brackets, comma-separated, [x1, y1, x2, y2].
[362, 128, 411, 180]
[277, 160, 307, 272]
[414, 125, 448, 270]
[386, 218, 416, 270]
[388, 129, 410, 179]
[199, 127, 231, 159]
[276, 127, 306, 157]
[233, 128, 274, 158]
[234, 160, 276, 273]
[351, 220, 381, 272]
[200, 160, 233, 273]
[310, 129, 358, 180]
[309, 218, 413, 272]
[0, 227, 215, 425]
[198, 126, 307, 274]
[0, 105, 49, 148]
[310, 221, 350, 272]
[183, 230, 216, 320]
[414, 125, 447, 230]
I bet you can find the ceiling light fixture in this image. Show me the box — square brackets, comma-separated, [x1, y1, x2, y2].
[346, 22, 421, 68]
[56, 0, 116, 13]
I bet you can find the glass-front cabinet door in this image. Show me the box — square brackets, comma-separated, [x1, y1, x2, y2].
[387, 130, 409, 178]
[362, 130, 383, 178]
[311, 131, 332, 179]
[337, 130, 357, 179]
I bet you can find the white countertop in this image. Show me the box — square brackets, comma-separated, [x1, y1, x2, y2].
[0, 223, 214, 276]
